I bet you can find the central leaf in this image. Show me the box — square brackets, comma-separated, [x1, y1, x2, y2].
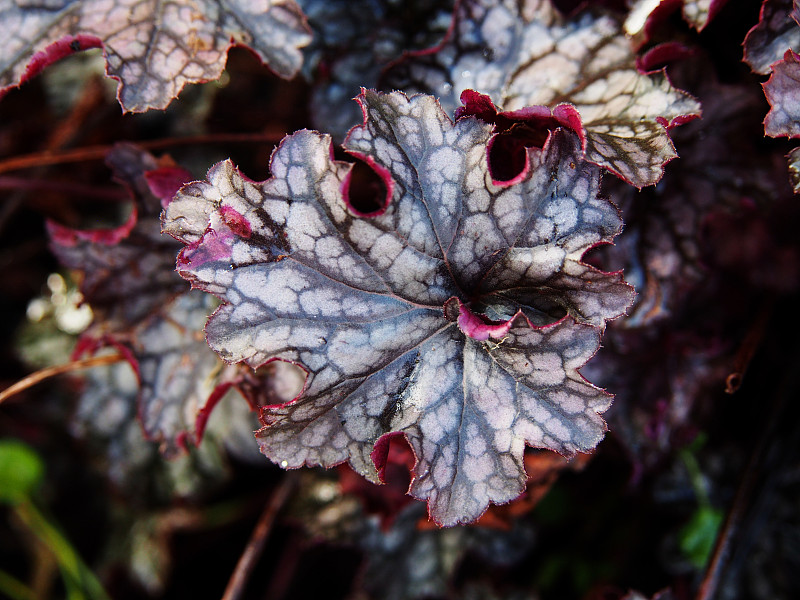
[163, 90, 633, 525]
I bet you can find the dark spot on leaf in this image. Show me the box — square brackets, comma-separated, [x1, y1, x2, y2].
[70, 39, 82, 52]
[488, 133, 528, 183]
[341, 153, 388, 216]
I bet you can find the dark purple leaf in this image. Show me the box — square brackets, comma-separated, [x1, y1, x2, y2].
[355, 502, 535, 600]
[164, 89, 633, 525]
[0, 0, 311, 112]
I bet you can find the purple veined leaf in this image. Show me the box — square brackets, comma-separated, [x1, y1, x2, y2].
[70, 348, 255, 499]
[132, 291, 228, 457]
[164, 89, 634, 525]
[764, 49, 800, 138]
[624, 0, 730, 39]
[0, 0, 312, 112]
[298, 0, 454, 141]
[583, 322, 730, 473]
[48, 142, 292, 459]
[382, 0, 701, 188]
[598, 75, 788, 325]
[743, 0, 800, 75]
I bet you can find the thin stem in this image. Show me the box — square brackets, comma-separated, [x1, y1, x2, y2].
[0, 177, 127, 200]
[0, 570, 36, 600]
[0, 354, 126, 405]
[0, 132, 285, 176]
[221, 474, 298, 600]
[696, 365, 789, 600]
[726, 299, 772, 394]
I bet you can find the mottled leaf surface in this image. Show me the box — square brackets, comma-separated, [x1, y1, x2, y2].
[299, 0, 453, 140]
[764, 49, 800, 137]
[0, 0, 311, 112]
[132, 292, 225, 456]
[49, 144, 272, 457]
[743, 0, 800, 75]
[164, 90, 633, 525]
[383, 0, 700, 187]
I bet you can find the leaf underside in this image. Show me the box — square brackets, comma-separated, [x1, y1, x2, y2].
[0, 0, 311, 112]
[164, 89, 633, 525]
[383, 0, 700, 187]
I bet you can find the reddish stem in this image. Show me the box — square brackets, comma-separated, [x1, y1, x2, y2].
[221, 474, 297, 600]
[0, 131, 286, 175]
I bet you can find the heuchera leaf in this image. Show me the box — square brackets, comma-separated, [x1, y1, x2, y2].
[764, 49, 800, 138]
[164, 89, 634, 525]
[49, 144, 267, 456]
[0, 0, 311, 112]
[299, 0, 453, 140]
[743, 0, 800, 75]
[48, 143, 190, 330]
[383, 0, 701, 188]
[599, 78, 786, 324]
[133, 291, 225, 456]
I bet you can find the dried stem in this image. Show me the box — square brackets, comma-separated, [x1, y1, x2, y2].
[696, 364, 789, 600]
[0, 354, 126, 405]
[0, 131, 285, 176]
[0, 177, 127, 200]
[221, 474, 298, 600]
[725, 299, 772, 394]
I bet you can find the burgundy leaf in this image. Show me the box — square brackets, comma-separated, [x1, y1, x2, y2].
[164, 89, 633, 525]
[743, 0, 800, 75]
[764, 49, 800, 138]
[0, 0, 311, 112]
[383, 0, 701, 188]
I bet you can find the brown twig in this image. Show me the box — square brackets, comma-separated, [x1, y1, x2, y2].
[0, 177, 128, 200]
[725, 299, 773, 394]
[696, 363, 789, 600]
[0, 354, 126, 405]
[221, 474, 298, 600]
[0, 132, 286, 176]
